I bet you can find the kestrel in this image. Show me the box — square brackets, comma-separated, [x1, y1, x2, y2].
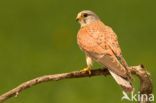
[76, 10, 133, 92]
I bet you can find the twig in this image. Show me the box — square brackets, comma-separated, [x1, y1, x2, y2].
[0, 65, 152, 103]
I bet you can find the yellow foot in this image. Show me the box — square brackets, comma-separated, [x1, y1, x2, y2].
[81, 67, 91, 75]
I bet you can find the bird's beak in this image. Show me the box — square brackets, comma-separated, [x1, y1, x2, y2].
[76, 15, 83, 22]
[76, 17, 79, 22]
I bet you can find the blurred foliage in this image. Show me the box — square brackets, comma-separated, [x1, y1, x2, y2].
[0, 0, 155, 103]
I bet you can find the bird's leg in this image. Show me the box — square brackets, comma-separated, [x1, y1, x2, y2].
[81, 56, 93, 75]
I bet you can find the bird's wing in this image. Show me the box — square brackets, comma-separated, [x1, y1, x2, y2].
[104, 25, 121, 57]
[104, 25, 129, 68]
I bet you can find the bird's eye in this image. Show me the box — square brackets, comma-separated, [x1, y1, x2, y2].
[83, 13, 88, 17]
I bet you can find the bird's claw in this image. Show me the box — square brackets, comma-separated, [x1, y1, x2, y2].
[81, 67, 91, 75]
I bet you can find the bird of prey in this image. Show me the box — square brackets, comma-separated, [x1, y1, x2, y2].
[76, 10, 133, 92]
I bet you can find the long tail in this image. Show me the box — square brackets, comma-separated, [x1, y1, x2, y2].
[109, 70, 133, 93]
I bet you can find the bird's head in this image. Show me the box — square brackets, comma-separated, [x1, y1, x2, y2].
[76, 10, 100, 27]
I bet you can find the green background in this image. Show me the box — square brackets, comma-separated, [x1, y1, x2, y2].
[0, 0, 155, 103]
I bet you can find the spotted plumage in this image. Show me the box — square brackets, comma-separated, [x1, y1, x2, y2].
[76, 10, 133, 92]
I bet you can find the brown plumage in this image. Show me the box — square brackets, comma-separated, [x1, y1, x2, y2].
[76, 10, 133, 92]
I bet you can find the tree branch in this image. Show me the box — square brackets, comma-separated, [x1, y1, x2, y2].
[0, 65, 152, 103]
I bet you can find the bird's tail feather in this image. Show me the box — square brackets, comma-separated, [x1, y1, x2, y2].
[109, 70, 133, 93]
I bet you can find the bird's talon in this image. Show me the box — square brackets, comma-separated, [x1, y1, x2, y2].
[82, 67, 91, 75]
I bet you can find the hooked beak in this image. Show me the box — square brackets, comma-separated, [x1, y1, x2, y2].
[76, 15, 83, 22]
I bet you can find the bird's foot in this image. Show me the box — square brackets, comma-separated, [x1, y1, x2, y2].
[81, 67, 91, 75]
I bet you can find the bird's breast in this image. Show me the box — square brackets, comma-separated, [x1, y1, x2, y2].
[77, 23, 106, 54]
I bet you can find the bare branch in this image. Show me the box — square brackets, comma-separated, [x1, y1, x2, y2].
[130, 65, 153, 103]
[0, 65, 152, 103]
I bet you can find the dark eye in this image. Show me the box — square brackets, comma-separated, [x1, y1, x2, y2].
[83, 13, 88, 17]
